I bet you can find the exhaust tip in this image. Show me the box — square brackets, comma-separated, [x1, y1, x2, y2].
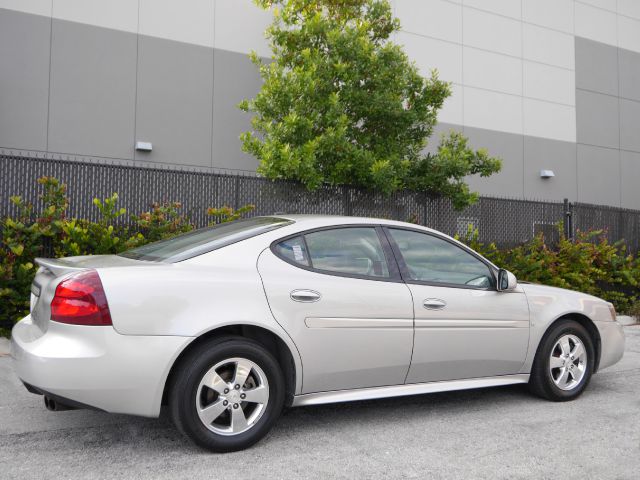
[44, 396, 74, 411]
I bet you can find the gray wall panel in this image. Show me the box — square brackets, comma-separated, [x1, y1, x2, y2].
[212, 49, 261, 171]
[0, 9, 50, 151]
[619, 98, 640, 153]
[577, 144, 620, 207]
[423, 123, 462, 156]
[576, 89, 619, 149]
[134, 36, 213, 167]
[575, 37, 619, 96]
[621, 151, 640, 209]
[463, 126, 524, 198]
[619, 48, 640, 103]
[523, 136, 577, 201]
[47, 19, 136, 159]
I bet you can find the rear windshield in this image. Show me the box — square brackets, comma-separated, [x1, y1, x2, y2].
[119, 217, 292, 262]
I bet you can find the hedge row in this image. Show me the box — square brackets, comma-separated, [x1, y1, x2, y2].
[1, 177, 638, 335]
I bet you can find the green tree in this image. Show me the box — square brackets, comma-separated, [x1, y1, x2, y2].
[240, 0, 501, 209]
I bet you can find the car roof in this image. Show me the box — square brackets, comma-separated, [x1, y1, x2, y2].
[270, 213, 440, 233]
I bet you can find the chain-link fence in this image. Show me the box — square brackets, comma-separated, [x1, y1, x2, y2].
[2, 153, 640, 252]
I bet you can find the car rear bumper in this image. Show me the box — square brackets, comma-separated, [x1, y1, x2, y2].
[595, 320, 625, 371]
[11, 315, 192, 417]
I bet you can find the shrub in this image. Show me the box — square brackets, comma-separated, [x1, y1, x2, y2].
[456, 225, 640, 314]
[0, 177, 255, 332]
[1, 176, 638, 336]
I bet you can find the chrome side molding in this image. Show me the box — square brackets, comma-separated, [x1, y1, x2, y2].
[292, 374, 530, 407]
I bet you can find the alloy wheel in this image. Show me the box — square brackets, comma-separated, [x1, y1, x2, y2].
[549, 334, 587, 391]
[196, 357, 269, 436]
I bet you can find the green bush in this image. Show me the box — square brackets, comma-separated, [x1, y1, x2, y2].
[0, 177, 254, 333]
[2, 177, 638, 337]
[456, 226, 640, 314]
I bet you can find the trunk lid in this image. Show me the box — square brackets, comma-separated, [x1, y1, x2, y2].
[30, 255, 156, 332]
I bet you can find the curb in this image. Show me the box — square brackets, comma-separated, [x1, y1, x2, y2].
[0, 337, 10, 357]
[617, 316, 639, 326]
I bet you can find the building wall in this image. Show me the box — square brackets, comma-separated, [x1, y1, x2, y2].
[1, 1, 639, 208]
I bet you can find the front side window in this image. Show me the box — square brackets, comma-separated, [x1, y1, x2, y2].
[388, 228, 494, 288]
[275, 227, 390, 279]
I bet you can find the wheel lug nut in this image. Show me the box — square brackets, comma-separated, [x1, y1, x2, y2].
[234, 384, 240, 390]
[233, 403, 239, 409]
[223, 388, 229, 394]
[223, 400, 228, 406]
[240, 393, 246, 399]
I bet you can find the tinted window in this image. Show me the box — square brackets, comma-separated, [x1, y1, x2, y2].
[304, 228, 390, 278]
[119, 217, 291, 262]
[274, 235, 309, 266]
[388, 229, 494, 288]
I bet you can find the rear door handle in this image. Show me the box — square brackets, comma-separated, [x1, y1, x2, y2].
[423, 298, 446, 310]
[290, 289, 321, 303]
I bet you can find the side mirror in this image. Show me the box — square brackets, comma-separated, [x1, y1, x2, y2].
[497, 269, 517, 291]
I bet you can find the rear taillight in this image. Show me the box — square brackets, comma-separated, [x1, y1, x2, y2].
[51, 270, 112, 326]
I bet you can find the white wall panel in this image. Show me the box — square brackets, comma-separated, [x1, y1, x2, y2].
[523, 61, 575, 106]
[522, 0, 573, 33]
[618, 0, 640, 20]
[52, 0, 138, 33]
[523, 23, 574, 69]
[462, 0, 520, 20]
[575, 2, 617, 47]
[463, 86, 522, 135]
[617, 15, 640, 53]
[463, 7, 521, 57]
[577, 0, 616, 13]
[396, 0, 462, 43]
[0, 0, 51, 17]
[523, 99, 576, 142]
[396, 32, 462, 83]
[214, 0, 271, 57]
[463, 47, 522, 96]
[139, 0, 214, 48]
[438, 83, 463, 125]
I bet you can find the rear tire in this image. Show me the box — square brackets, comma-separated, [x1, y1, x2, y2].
[529, 319, 595, 401]
[169, 336, 285, 452]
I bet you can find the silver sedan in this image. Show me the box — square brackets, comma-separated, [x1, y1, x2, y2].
[11, 215, 625, 451]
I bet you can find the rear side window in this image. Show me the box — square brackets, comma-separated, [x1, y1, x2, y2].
[273, 236, 309, 266]
[275, 227, 390, 279]
[119, 217, 292, 262]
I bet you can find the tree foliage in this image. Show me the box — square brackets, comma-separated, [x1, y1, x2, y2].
[240, 0, 501, 209]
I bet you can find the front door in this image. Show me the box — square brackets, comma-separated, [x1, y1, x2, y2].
[258, 226, 414, 393]
[384, 227, 530, 384]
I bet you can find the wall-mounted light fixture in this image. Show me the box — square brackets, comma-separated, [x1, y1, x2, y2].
[135, 141, 153, 152]
[539, 169, 555, 179]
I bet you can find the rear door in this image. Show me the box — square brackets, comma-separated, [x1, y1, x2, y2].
[258, 226, 414, 394]
[384, 227, 530, 383]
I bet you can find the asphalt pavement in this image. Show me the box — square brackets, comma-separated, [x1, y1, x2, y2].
[1, 326, 639, 480]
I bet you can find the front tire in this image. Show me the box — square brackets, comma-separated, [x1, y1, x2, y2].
[529, 319, 595, 401]
[169, 336, 285, 452]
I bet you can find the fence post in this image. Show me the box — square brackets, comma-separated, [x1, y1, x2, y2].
[343, 186, 352, 216]
[234, 175, 240, 210]
[563, 198, 573, 240]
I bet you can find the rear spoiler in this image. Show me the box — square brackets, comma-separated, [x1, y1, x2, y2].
[35, 258, 87, 276]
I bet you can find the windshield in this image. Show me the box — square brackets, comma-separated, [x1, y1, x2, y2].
[119, 217, 292, 262]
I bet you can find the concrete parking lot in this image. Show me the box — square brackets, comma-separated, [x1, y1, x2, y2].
[1, 326, 639, 480]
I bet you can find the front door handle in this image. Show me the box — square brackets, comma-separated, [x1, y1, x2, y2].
[290, 289, 321, 303]
[423, 298, 446, 310]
